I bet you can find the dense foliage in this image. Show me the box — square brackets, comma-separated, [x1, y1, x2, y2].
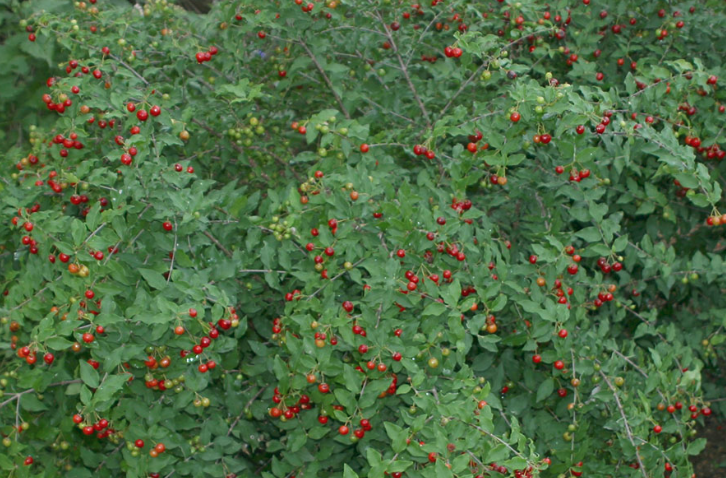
[1, 0, 726, 477]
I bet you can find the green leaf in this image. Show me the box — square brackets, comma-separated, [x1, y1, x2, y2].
[92, 375, 128, 404]
[139, 268, 168, 290]
[79, 361, 100, 389]
[536, 378, 554, 402]
[343, 464, 359, 478]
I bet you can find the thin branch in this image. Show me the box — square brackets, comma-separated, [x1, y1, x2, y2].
[109, 53, 150, 86]
[610, 349, 649, 378]
[11, 278, 60, 311]
[83, 222, 107, 245]
[0, 380, 82, 410]
[240, 269, 288, 274]
[167, 220, 178, 284]
[307, 257, 367, 300]
[374, 11, 431, 128]
[598, 371, 649, 478]
[227, 386, 267, 436]
[203, 231, 233, 258]
[453, 417, 532, 466]
[299, 40, 351, 119]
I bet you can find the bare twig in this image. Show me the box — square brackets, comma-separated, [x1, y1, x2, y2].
[299, 40, 351, 119]
[453, 417, 532, 466]
[11, 278, 60, 311]
[109, 53, 150, 86]
[0, 380, 83, 410]
[374, 12, 431, 128]
[203, 231, 233, 258]
[307, 257, 367, 300]
[598, 371, 649, 478]
[167, 220, 178, 284]
[227, 386, 267, 436]
[239, 269, 288, 274]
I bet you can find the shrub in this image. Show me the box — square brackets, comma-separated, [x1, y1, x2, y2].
[1, 0, 725, 477]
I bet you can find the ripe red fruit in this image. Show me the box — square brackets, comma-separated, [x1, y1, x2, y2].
[532, 354, 542, 364]
[558, 329, 568, 338]
[653, 425, 662, 434]
[150, 105, 161, 117]
[529, 255, 537, 264]
[73, 414, 83, 424]
[338, 425, 349, 435]
[554, 360, 565, 370]
[162, 221, 173, 231]
[318, 383, 330, 393]
[135, 439, 145, 448]
[510, 111, 521, 122]
[24, 456, 33, 466]
[342, 301, 354, 313]
[82, 333, 94, 344]
[43, 352, 55, 364]
[137, 110, 149, 121]
[360, 143, 369, 153]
